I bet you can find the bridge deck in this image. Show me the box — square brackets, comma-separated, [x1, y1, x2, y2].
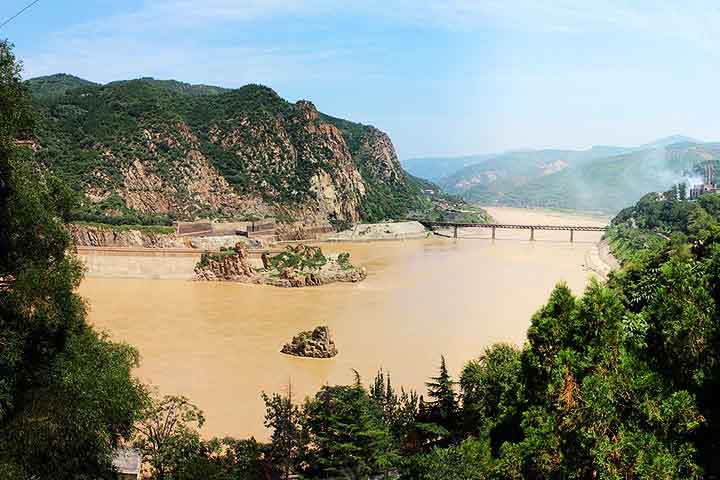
[419, 222, 607, 232]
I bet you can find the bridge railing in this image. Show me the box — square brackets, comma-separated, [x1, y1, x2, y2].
[408, 219, 608, 242]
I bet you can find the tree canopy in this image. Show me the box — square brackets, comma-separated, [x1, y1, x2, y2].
[0, 39, 147, 479]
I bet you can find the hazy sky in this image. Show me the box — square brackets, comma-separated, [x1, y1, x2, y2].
[3, 1, 720, 158]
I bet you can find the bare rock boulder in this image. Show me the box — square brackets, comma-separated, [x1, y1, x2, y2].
[281, 326, 338, 358]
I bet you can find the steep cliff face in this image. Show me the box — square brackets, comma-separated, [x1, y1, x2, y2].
[32, 78, 426, 225]
[357, 127, 405, 185]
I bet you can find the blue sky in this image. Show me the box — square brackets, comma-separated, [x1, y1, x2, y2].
[3, 1, 720, 158]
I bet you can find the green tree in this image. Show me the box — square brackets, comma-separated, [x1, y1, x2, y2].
[1, 40, 146, 478]
[460, 344, 523, 452]
[133, 394, 206, 480]
[300, 382, 397, 478]
[370, 369, 421, 454]
[407, 437, 492, 480]
[418, 356, 458, 447]
[262, 384, 301, 479]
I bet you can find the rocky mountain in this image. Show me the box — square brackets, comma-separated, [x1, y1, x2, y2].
[401, 154, 496, 182]
[427, 137, 709, 213]
[28, 75, 431, 226]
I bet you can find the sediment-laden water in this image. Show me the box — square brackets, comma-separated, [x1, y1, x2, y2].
[79, 207, 608, 439]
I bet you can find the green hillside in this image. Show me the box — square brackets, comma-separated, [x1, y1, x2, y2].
[29, 75, 435, 225]
[106, 77, 230, 96]
[25, 73, 99, 99]
[440, 139, 713, 213]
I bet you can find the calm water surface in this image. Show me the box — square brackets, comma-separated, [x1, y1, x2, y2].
[79, 207, 607, 439]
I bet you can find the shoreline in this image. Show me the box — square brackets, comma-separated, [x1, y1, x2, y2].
[584, 238, 620, 280]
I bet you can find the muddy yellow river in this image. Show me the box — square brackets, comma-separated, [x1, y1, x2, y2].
[79, 207, 608, 439]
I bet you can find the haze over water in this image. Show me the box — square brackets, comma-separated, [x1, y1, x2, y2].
[79, 207, 607, 439]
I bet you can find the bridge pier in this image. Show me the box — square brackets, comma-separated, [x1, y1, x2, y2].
[570, 229, 574, 243]
[453, 225, 458, 239]
[530, 227, 535, 241]
[492, 226, 496, 240]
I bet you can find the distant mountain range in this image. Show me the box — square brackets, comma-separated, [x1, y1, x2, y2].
[402, 135, 711, 213]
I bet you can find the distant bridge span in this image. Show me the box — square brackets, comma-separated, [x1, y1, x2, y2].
[411, 220, 608, 242]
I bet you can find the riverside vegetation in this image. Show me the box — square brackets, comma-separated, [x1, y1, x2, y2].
[6, 41, 720, 479]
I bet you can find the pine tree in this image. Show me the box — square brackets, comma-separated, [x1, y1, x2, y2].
[422, 356, 459, 445]
[262, 382, 301, 480]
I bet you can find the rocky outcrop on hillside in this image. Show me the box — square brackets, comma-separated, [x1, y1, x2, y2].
[206, 100, 367, 224]
[357, 127, 405, 185]
[281, 326, 338, 358]
[68, 223, 184, 248]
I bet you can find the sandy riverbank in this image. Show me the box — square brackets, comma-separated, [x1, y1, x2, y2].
[484, 206, 618, 279]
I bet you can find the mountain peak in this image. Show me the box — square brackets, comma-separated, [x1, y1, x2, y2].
[25, 73, 98, 98]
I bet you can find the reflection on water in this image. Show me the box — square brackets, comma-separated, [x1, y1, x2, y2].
[79, 208, 607, 439]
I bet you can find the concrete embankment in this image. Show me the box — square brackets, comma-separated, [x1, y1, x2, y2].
[328, 221, 429, 242]
[78, 248, 200, 280]
[77, 246, 286, 279]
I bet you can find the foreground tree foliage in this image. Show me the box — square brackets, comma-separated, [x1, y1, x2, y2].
[0, 40, 147, 478]
[300, 378, 398, 478]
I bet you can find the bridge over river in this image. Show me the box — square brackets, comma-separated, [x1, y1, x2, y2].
[413, 220, 608, 242]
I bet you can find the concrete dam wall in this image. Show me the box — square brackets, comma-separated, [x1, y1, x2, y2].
[78, 249, 201, 280]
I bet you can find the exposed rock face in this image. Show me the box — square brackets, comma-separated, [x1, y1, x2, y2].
[281, 326, 338, 358]
[68, 223, 184, 248]
[206, 100, 366, 224]
[263, 262, 366, 288]
[107, 123, 269, 219]
[357, 127, 406, 185]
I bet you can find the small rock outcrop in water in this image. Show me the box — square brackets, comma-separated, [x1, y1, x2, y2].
[194, 243, 259, 282]
[194, 244, 367, 287]
[281, 326, 338, 358]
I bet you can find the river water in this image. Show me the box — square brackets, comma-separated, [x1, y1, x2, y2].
[79, 207, 608, 439]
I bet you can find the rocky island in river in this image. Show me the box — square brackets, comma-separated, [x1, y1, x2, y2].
[194, 243, 366, 287]
[281, 326, 339, 358]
